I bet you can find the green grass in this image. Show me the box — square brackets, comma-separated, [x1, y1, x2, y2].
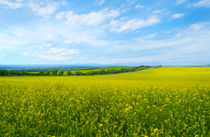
[0, 67, 209, 136]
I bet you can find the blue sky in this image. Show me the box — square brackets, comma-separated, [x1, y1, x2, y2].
[0, 0, 210, 65]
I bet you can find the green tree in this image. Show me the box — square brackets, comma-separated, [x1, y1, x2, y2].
[57, 71, 64, 76]
[67, 71, 72, 76]
[44, 70, 51, 75]
[0, 70, 8, 76]
[52, 70, 58, 76]
[75, 71, 84, 76]
[39, 71, 44, 75]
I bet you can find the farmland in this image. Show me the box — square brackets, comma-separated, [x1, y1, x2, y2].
[0, 67, 209, 136]
[0, 66, 150, 76]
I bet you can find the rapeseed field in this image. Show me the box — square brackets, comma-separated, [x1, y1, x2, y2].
[0, 67, 209, 136]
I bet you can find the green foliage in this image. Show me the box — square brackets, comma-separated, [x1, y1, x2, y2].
[52, 70, 58, 76]
[67, 71, 72, 76]
[0, 66, 151, 76]
[39, 71, 44, 75]
[0, 67, 209, 136]
[57, 70, 64, 76]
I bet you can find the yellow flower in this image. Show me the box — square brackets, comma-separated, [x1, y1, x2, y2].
[99, 123, 103, 127]
[154, 128, 158, 133]
[124, 108, 129, 112]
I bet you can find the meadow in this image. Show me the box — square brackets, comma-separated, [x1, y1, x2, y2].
[0, 67, 209, 136]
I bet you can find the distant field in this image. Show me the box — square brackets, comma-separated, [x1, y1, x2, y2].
[28, 66, 135, 74]
[1, 66, 146, 76]
[0, 67, 209, 136]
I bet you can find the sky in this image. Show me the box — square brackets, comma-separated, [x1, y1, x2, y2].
[0, 0, 210, 65]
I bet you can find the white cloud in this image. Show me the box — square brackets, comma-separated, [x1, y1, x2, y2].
[110, 16, 161, 32]
[24, 47, 79, 61]
[37, 55, 71, 61]
[98, 22, 210, 65]
[153, 10, 163, 14]
[190, 22, 210, 30]
[2, 19, 210, 64]
[56, 9, 120, 26]
[171, 13, 184, 19]
[135, 4, 144, 8]
[55, 12, 65, 19]
[0, 30, 28, 49]
[192, 0, 210, 7]
[47, 48, 79, 55]
[0, 0, 23, 9]
[132, 23, 210, 51]
[0, 19, 109, 57]
[44, 43, 52, 47]
[27, 1, 57, 17]
[176, 0, 188, 5]
[0, 0, 59, 17]
[96, 0, 105, 6]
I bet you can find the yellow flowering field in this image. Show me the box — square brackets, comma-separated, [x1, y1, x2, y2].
[0, 67, 209, 136]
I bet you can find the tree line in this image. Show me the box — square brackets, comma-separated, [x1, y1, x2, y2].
[0, 66, 150, 76]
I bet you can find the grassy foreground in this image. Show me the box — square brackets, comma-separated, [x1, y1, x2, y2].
[0, 67, 209, 136]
